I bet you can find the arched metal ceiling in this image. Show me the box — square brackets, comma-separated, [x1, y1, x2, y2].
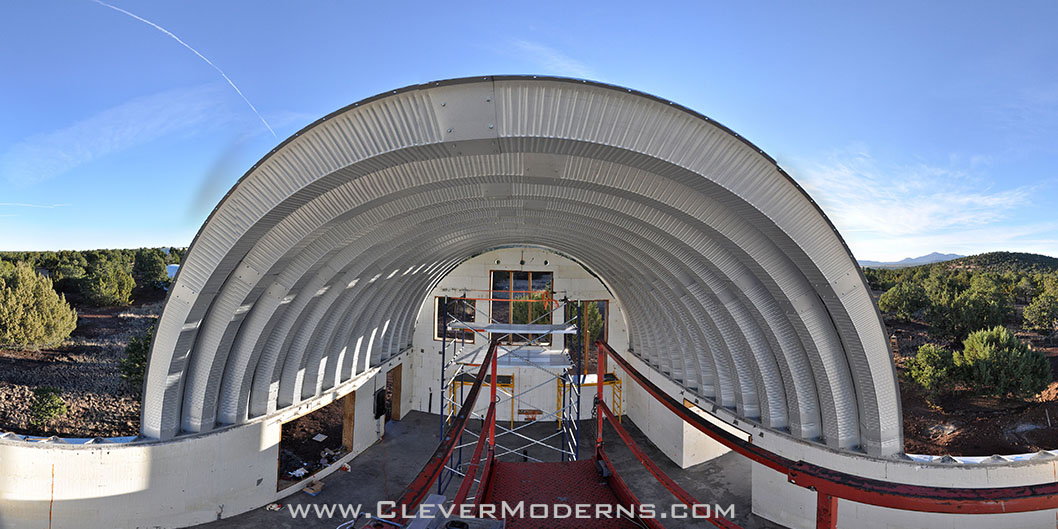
[143, 76, 902, 457]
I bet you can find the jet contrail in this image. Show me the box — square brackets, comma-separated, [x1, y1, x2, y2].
[92, 0, 276, 138]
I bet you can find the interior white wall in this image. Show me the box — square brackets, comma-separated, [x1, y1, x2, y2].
[751, 461, 1058, 529]
[616, 350, 732, 468]
[408, 247, 630, 424]
[404, 246, 732, 469]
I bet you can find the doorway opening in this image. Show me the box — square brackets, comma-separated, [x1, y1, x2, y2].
[385, 364, 402, 422]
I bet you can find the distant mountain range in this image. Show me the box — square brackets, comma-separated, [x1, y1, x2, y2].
[859, 251, 1058, 272]
[858, 252, 964, 269]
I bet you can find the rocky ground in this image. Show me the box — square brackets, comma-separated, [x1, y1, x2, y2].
[0, 299, 161, 438]
[886, 316, 1058, 456]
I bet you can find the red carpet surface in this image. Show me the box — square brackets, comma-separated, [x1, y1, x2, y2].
[480, 459, 642, 529]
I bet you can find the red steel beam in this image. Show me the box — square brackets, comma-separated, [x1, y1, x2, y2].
[597, 341, 1058, 515]
[385, 339, 499, 523]
[596, 340, 606, 453]
[815, 493, 837, 529]
[489, 343, 497, 447]
[453, 401, 497, 506]
[599, 402, 742, 529]
[596, 448, 668, 529]
[474, 447, 496, 508]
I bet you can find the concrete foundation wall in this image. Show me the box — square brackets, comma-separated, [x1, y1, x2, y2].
[744, 413, 1058, 528]
[616, 350, 732, 469]
[0, 353, 407, 529]
[751, 460, 1058, 529]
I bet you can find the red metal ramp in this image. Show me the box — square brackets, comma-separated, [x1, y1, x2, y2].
[478, 459, 640, 529]
[379, 339, 734, 529]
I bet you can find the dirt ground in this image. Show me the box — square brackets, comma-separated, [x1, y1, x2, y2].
[885, 314, 1058, 456]
[277, 399, 349, 489]
[0, 294, 162, 438]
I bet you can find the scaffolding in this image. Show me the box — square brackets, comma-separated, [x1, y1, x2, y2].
[557, 372, 621, 427]
[435, 291, 586, 495]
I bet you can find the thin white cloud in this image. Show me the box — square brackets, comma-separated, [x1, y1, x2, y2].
[793, 147, 1050, 261]
[0, 203, 69, 208]
[1, 84, 226, 186]
[512, 40, 594, 79]
[798, 149, 1029, 237]
[92, 0, 276, 138]
[850, 222, 1058, 262]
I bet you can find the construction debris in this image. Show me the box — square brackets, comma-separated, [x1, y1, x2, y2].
[302, 481, 324, 496]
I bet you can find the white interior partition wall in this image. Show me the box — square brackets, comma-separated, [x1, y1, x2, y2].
[143, 76, 902, 458]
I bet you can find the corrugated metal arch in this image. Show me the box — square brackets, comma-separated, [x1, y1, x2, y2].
[144, 76, 902, 457]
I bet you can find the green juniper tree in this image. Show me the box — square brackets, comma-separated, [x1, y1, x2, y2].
[29, 386, 68, 429]
[82, 256, 134, 306]
[954, 326, 1050, 399]
[133, 248, 170, 291]
[0, 263, 77, 349]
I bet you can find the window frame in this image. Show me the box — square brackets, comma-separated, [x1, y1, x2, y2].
[433, 295, 476, 343]
[563, 299, 609, 353]
[488, 269, 554, 345]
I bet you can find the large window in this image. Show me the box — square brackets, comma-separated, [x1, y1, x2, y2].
[490, 270, 553, 345]
[434, 296, 476, 342]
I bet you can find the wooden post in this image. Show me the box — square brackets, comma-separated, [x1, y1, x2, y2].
[388, 365, 403, 420]
[341, 391, 356, 453]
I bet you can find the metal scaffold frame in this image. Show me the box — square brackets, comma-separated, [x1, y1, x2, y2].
[435, 290, 584, 495]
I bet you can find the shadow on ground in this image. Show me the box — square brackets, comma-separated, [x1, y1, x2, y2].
[197, 410, 781, 529]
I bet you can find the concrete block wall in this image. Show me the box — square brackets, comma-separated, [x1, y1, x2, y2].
[0, 420, 279, 529]
[752, 461, 1058, 529]
[616, 350, 731, 469]
[0, 352, 408, 529]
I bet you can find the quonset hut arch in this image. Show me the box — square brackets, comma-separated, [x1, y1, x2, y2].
[144, 76, 902, 457]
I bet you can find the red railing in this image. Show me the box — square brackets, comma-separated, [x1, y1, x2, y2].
[596, 341, 1058, 529]
[453, 348, 499, 507]
[382, 339, 499, 524]
[595, 340, 743, 529]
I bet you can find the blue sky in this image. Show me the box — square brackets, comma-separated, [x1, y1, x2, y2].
[1, 1, 1055, 261]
